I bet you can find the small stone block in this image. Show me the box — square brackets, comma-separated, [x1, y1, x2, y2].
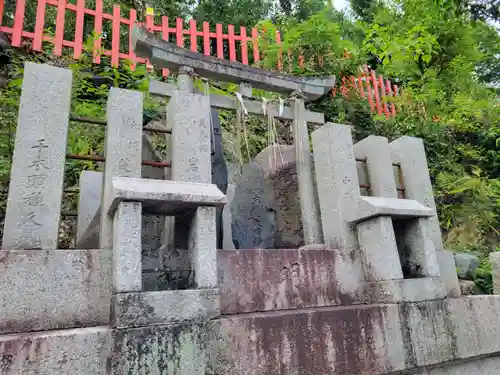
[490, 252, 500, 295]
[2, 62, 72, 250]
[348, 196, 436, 224]
[76, 171, 102, 243]
[357, 216, 403, 281]
[107, 177, 226, 215]
[437, 250, 461, 297]
[364, 277, 446, 303]
[189, 206, 217, 288]
[113, 202, 142, 293]
[110, 289, 220, 328]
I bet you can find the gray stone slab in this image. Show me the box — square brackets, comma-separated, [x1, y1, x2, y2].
[347, 196, 436, 223]
[437, 250, 461, 297]
[0, 249, 111, 334]
[454, 252, 480, 280]
[189, 206, 218, 288]
[2, 62, 72, 250]
[390, 136, 443, 251]
[490, 252, 500, 295]
[0, 326, 111, 375]
[222, 184, 235, 249]
[100, 88, 143, 249]
[169, 91, 212, 183]
[133, 26, 335, 100]
[357, 216, 403, 281]
[364, 277, 446, 303]
[76, 171, 102, 244]
[110, 321, 217, 375]
[354, 135, 397, 198]
[107, 177, 227, 215]
[110, 289, 219, 328]
[113, 202, 142, 293]
[311, 123, 361, 250]
[150, 80, 325, 125]
[292, 98, 323, 245]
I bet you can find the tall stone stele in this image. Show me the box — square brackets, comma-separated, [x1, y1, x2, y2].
[2, 62, 72, 250]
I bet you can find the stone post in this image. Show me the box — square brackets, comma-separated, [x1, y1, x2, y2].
[389, 136, 441, 278]
[101, 88, 143, 293]
[292, 96, 323, 246]
[100, 88, 143, 250]
[169, 67, 216, 288]
[490, 252, 500, 295]
[76, 170, 102, 244]
[389, 136, 443, 251]
[2, 62, 72, 250]
[311, 123, 360, 250]
[353, 136, 403, 281]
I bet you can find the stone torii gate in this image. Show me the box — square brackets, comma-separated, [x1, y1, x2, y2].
[132, 25, 335, 249]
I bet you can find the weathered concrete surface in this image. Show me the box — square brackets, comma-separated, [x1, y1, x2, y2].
[490, 252, 500, 295]
[213, 304, 405, 375]
[218, 249, 365, 314]
[0, 250, 111, 334]
[415, 355, 500, 375]
[109, 321, 217, 375]
[2, 297, 500, 374]
[212, 296, 500, 374]
[110, 289, 220, 328]
[364, 277, 446, 303]
[0, 326, 111, 375]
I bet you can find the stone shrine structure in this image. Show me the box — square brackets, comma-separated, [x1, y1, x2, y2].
[1, 26, 500, 375]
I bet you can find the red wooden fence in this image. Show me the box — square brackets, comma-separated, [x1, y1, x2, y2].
[0, 0, 398, 117]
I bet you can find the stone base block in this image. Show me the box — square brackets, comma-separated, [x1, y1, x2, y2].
[110, 289, 220, 328]
[218, 248, 365, 314]
[0, 326, 111, 375]
[364, 277, 446, 303]
[0, 249, 111, 334]
[109, 321, 217, 375]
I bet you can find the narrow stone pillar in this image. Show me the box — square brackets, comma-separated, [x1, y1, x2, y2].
[354, 136, 403, 281]
[2, 62, 72, 250]
[490, 252, 500, 295]
[311, 123, 360, 249]
[389, 136, 443, 251]
[390, 136, 441, 278]
[113, 201, 142, 292]
[189, 206, 217, 288]
[168, 70, 216, 287]
[76, 170, 102, 244]
[100, 88, 143, 249]
[292, 97, 323, 245]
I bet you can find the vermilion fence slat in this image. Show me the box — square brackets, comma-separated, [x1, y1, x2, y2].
[161, 16, 170, 76]
[379, 75, 389, 118]
[240, 26, 248, 65]
[73, 0, 85, 58]
[216, 23, 223, 59]
[128, 9, 136, 68]
[202, 21, 210, 56]
[371, 70, 382, 116]
[111, 5, 120, 66]
[189, 19, 197, 52]
[275, 31, 282, 71]
[0, 0, 4, 26]
[365, 75, 374, 111]
[227, 24, 236, 61]
[93, 0, 103, 64]
[11, 0, 27, 47]
[251, 27, 259, 63]
[176, 18, 183, 47]
[53, 0, 66, 56]
[32, 0, 46, 51]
